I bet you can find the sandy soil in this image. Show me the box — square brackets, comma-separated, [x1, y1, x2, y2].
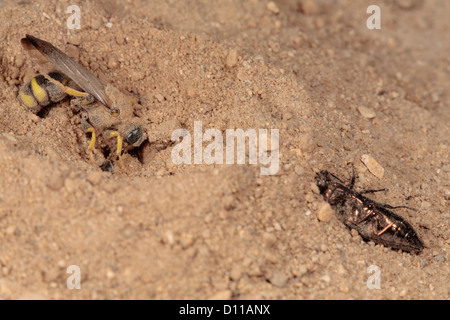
[0, 0, 448, 299]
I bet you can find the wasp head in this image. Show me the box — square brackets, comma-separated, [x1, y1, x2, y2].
[122, 122, 147, 148]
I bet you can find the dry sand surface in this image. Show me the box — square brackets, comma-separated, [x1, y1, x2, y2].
[0, 0, 448, 299]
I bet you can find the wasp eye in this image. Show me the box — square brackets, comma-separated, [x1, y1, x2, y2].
[124, 127, 142, 145]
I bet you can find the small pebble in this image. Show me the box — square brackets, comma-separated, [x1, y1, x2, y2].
[64, 178, 78, 193]
[305, 192, 315, 203]
[108, 57, 118, 69]
[266, 1, 280, 14]
[310, 182, 320, 194]
[90, 17, 102, 29]
[106, 269, 115, 279]
[68, 36, 82, 46]
[340, 285, 349, 293]
[420, 201, 431, 209]
[103, 181, 120, 193]
[6, 225, 17, 236]
[269, 271, 289, 287]
[154, 93, 164, 103]
[283, 112, 292, 120]
[396, 0, 420, 10]
[223, 195, 236, 211]
[300, 0, 320, 15]
[357, 106, 376, 119]
[10, 66, 20, 79]
[226, 49, 238, 68]
[131, 71, 144, 81]
[46, 171, 65, 191]
[351, 229, 359, 237]
[65, 45, 80, 60]
[115, 36, 125, 45]
[361, 154, 385, 179]
[15, 55, 25, 68]
[180, 233, 194, 249]
[293, 265, 308, 277]
[262, 232, 277, 247]
[294, 165, 305, 175]
[87, 171, 103, 186]
[316, 202, 333, 222]
[399, 289, 408, 297]
[2, 133, 18, 145]
[230, 265, 243, 281]
[164, 231, 175, 245]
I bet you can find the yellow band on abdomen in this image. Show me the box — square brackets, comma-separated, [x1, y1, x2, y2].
[19, 90, 37, 109]
[31, 77, 48, 103]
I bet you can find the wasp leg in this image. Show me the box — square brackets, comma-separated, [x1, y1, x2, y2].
[109, 131, 124, 169]
[43, 73, 89, 98]
[86, 127, 96, 163]
[64, 86, 90, 98]
[44, 73, 95, 108]
[70, 94, 95, 109]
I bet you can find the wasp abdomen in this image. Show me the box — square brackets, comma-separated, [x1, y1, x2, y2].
[18, 72, 69, 114]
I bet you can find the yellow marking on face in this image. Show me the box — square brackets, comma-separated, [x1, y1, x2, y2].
[30, 77, 48, 103]
[19, 90, 37, 109]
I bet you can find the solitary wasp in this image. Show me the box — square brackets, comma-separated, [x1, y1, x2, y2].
[17, 34, 147, 168]
[316, 169, 424, 253]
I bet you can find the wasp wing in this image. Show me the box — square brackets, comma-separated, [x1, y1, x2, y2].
[22, 34, 112, 108]
[20, 37, 55, 75]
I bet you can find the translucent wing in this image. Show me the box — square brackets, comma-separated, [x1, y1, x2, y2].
[22, 34, 112, 108]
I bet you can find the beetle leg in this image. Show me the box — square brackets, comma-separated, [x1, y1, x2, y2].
[359, 188, 388, 194]
[349, 164, 358, 190]
[378, 204, 417, 212]
[377, 222, 394, 236]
